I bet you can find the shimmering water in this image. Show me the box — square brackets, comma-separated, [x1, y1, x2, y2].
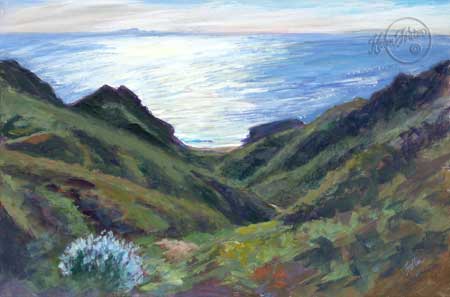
[1, 32, 450, 146]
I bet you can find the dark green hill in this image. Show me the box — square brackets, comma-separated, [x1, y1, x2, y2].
[70, 85, 182, 150]
[0, 60, 62, 105]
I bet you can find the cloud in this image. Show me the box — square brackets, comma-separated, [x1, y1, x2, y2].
[0, 0, 449, 34]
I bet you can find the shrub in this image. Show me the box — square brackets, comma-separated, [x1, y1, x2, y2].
[58, 231, 144, 291]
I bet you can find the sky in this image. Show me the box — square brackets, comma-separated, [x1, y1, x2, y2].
[0, 0, 449, 34]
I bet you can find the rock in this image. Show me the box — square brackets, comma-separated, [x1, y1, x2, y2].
[243, 119, 304, 144]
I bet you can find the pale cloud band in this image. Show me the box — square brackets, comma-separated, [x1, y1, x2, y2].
[0, 0, 449, 34]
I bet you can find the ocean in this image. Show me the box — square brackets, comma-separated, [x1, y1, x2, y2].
[1, 31, 450, 147]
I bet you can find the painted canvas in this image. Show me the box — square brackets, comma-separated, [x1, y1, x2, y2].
[1, 1, 450, 296]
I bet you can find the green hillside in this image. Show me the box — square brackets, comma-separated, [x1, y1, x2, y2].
[219, 61, 450, 208]
[70, 84, 182, 151]
[0, 60, 275, 294]
[1, 59, 450, 297]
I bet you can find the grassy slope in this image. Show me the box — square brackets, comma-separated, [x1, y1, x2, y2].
[219, 61, 450, 208]
[0, 84, 229, 228]
[218, 99, 368, 201]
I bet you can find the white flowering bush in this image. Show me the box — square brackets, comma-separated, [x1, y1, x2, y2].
[58, 231, 144, 291]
